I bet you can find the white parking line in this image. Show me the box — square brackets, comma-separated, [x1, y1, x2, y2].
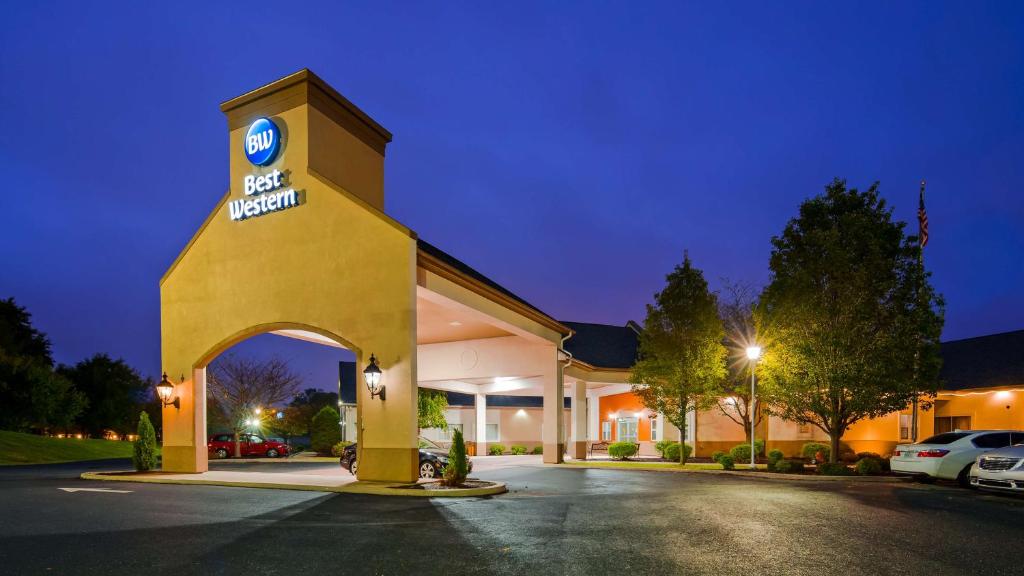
[59, 487, 133, 494]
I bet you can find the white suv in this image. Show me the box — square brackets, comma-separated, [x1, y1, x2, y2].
[891, 430, 1024, 486]
[970, 444, 1024, 492]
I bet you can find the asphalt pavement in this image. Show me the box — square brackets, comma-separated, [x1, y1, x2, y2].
[2, 457, 1024, 575]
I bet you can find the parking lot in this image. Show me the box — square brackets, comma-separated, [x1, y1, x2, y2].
[3, 456, 1024, 575]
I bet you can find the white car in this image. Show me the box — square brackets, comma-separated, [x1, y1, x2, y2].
[970, 444, 1024, 493]
[891, 430, 1023, 486]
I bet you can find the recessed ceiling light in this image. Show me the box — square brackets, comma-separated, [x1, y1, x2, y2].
[449, 321, 462, 326]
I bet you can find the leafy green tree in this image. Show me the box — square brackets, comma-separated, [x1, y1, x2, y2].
[58, 354, 148, 438]
[268, 405, 308, 443]
[758, 179, 944, 462]
[0, 298, 86, 433]
[285, 388, 340, 438]
[417, 389, 448, 431]
[630, 254, 728, 464]
[714, 283, 765, 443]
[310, 406, 341, 455]
[133, 411, 159, 471]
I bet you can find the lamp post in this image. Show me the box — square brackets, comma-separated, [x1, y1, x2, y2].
[363, 354, 384, 401]
[156, 373, 180, 409]
[746, 346, 762, 471]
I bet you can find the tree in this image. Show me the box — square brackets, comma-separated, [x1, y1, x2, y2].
[58, 354, 148, 438]
[133, 411, 159, 471]
[0, 297, 86, 433]
[418, 389, 448, 431]
[758, 179, 944, 462]
[714, 283, 765, 443]
[286, 388, 340, 438]
[441, 427, 469, 486]
[310, 406, 341, 455]
[206, 354, 302, 457]
[629, 254, 728, 464]
[268, 405, 309, 443]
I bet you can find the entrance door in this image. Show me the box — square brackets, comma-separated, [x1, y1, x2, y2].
[616, 418, 638, 443]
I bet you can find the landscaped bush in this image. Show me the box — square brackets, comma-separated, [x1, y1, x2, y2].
[711, 451, 726, 463]
[331, 441, 353, 457]
[857, 452, 891, 471]
[785, 460, 804, 473]
[718, 454, 735, 470]
[855, 457, 883, 476]
[801, 442, 831, 463]
[531, 446, 544, 455]
[662, 442, 693, 462]
[655, 440, 675, 458]
[488, 444, 506, 456]
[773, 459, 793, 473]
[767, 449, 785, 471]
[839, 451, 859, 463]
[729, 440, 765, 463]
[817, 462, 852, 476]
[310, 406, 342, 455]
[608, 441, 639, 460]
[132, 412, 159, 471]
[510, 445, 528, 455]
[441, 428, 469, 487]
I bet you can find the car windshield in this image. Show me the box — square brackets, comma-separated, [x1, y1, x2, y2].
[918, 432, 972, 445]
[418, 437, 442, 450]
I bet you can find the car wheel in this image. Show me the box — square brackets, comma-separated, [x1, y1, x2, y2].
[266, 449, 279, 458]
[957, 464, 973, 488]
[216, 448, 228, 459]
[349, 459, 358, 476]
[419, 461, 438, 479]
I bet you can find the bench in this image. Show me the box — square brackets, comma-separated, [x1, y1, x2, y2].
[589, 441, 640, 458]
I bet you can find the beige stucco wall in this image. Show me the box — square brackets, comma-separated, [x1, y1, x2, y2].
[160, 76, 419, 481]
[422, 406, 570, 454]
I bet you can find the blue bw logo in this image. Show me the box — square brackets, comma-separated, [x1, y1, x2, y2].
[244, 117, 281, 166]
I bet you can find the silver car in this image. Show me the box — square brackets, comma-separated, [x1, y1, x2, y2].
[970, 444, 1024, 493]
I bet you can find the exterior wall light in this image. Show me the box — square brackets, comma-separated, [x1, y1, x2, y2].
[363, 353, 384, 401]
[156, 372, 181, 409]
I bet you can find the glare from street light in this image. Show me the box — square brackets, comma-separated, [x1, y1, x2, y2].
[254, 408, 262, 415]
[746, 346, 762, 360]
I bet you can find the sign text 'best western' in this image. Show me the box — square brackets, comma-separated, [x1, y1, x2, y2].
[230, 117, 301, 222]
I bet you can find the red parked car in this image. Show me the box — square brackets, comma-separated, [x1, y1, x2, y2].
[208, 434, 289, 458]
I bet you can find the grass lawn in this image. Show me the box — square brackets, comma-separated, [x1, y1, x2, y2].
[563, 460, 768, 471]
[0, 430, 144, 465]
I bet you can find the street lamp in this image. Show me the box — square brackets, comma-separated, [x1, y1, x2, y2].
[746, 346, 762, 471]
[363, 353, 384, 401]
[156, 373, 180, 409]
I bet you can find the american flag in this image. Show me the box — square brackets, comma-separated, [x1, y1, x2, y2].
[918, 180, 929, 248]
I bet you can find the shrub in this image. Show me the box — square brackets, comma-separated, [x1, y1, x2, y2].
[718, 454, 735, 470]
[442, 428, 469, 486]
[729, 440, 765, 463]
[488, 444, 506, 456]
[840, 451, 859, 464]
[654, 440, 675, 458]
[510, 445, 528, 455]
[857, 452, 891, 471]
[773, 459, 793, 473]
[310, 406, 341, 455]
[855, 457, 882, 476]
[662, 442, 693, 463]
[767, 449, 785, 471]
[331, 441, 353, 457]
[817, 462, 851, 476]
[531, 445, 544, 455]
[608, 442, 639, 460]
[801, 442, 831, 462]
[711, 451, 726, 463]
[132, 412, 159, 471]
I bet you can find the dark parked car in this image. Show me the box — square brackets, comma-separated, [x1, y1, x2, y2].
[339, 437, 471, 479]
[208, 434, 289, 458]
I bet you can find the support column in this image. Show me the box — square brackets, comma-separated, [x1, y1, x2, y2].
[542, 347, 564, 464]
[571, 381, 588, 459]
[475, 393, 487, 457]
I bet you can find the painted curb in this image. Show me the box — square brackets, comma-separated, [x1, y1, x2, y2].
[80, 472, 507, 497]
[559, 463, 910, 483]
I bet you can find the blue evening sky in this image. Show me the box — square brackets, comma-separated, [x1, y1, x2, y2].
[1, 2, 1021, 389]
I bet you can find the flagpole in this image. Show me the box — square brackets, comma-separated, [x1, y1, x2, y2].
[910, 180, 926, 442]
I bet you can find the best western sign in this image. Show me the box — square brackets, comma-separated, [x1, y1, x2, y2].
[230, 117, 301, 222]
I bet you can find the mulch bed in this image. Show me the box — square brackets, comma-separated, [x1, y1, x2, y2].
[395, 480, 497, 490]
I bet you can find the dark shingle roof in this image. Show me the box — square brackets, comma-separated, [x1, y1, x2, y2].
[561, 321, 640, 370]
[940, 329, 1024, 391]
[417, 239, 564, 331]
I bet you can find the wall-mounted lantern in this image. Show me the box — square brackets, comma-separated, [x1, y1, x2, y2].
[156, 372, 181, 409]
[363, 354, 385, 401]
